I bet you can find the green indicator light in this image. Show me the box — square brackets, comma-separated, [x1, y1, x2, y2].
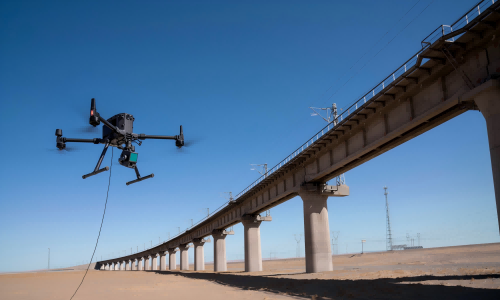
[129, 153, 138, 162]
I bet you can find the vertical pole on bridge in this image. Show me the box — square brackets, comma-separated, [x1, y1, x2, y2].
[475, 82, 500, 233]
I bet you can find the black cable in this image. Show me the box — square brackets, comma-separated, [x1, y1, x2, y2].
[69, 147, 113, 300]
[319, 0, 422, 103]
[326, 0, 436, 104]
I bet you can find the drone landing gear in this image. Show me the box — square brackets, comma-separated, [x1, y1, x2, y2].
[126, 166, 154, 185]
[83, 142, 110, 179]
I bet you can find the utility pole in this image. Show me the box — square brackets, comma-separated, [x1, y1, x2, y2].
[384, 186, 393, 251]
[250, 164, 271, 216]
[293, 234, 303, 257]
[361, 240, 366, 254]
[48, 248, 50, 270]
[309, 103, 345, 185]
[250, 163, 268, 177]
[223, 192, 235, 203]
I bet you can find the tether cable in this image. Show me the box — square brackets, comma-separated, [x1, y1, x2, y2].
[69, 147, 113, 300]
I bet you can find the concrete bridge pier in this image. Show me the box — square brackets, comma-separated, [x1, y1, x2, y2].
[242, 215, 272, 272]
[474, 80, 500, 233]
[179, 244, 190, 270]
[126, 260, 130, 271]
[212, 229, 233, 272]
[160, 252, 167, 270]
[138, 257, 144, 271]
[122, 261, 126, 271]
[168, 248, 177, 270]
[299, 184, 349, 273]
[193, 238, 206, 271]
[152, 254, 158, 271]
[144, 256, 150, 271]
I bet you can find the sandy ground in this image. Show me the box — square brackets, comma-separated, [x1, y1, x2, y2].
[1, 243, 499, 300]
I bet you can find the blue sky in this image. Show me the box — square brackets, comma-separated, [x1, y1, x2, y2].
[0, 0, 498, 272]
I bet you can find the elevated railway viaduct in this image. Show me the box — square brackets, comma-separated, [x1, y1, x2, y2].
[97, 1, 500, 273]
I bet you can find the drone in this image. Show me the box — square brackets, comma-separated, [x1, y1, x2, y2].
[55, 98, 184, 185]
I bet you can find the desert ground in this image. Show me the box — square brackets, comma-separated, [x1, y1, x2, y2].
[1, 243, 499, 300]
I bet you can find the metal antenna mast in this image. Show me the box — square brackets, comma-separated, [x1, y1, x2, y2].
[293, 234, 302, 257]
[309, 103, 345, 185]
[384, 186, 393, 251]
[331, 231, 340, 255]
[223, 192, 235, 203]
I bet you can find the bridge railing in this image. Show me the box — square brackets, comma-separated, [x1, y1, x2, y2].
[422, 0, 496, 47]
[101, 0, 498, 263]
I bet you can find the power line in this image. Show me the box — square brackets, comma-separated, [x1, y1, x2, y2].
[319, 0, 422, 106]
[327, 0, 437, 107]
[70, 148, 113, 300]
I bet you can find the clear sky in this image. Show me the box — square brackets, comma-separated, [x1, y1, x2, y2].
[1, 0, 498, 272]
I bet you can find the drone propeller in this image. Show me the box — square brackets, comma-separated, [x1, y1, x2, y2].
[47, 144, 81, 154]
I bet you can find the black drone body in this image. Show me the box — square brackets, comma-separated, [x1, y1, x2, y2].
[55, 98, 184, 185]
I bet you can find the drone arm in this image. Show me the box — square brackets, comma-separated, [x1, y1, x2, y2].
[96, 114, 121, 135]
[63, 138, 106, 144]
[137, 134, 177, 140]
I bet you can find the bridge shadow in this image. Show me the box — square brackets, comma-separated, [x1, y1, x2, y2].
[154, 270, 500, 300]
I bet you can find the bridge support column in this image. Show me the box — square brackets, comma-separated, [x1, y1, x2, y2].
[145, 256, 150, 271]
[299, 184, 349, 273]
[475, 81, 500, 233]
[125, 261, 129, 271]
[138, 258, 144, 271]
[242, 215, 272, 272]
[193, 238, 206, 271]
[160, 252, 167, 270]
[168, 248, 177, 270]
[152, 255, 158, 271]
[179, 244, 190, 270]
[122, 261, 126, 271]
[212, 229, 233, 272]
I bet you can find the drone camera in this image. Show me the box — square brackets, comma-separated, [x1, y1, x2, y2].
[89, 98, 100, 127]
[119, 150, 138, 168]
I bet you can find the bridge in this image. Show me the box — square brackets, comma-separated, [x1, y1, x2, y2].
[96, 0, 500, 274]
